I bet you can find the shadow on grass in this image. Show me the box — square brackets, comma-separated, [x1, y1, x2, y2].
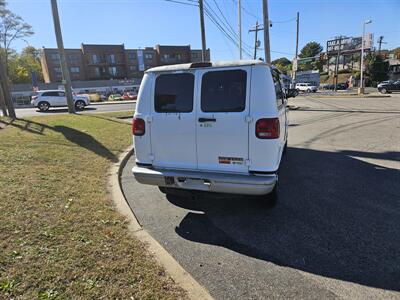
[4, 117, 118, 162]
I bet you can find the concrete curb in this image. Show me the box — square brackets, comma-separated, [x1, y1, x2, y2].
[92, 100, 136, 105]
[108, 147, 213, 300]
[306, 94, 391, 99]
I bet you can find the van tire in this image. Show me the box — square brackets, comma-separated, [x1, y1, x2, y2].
[283, 141, 288, 156]
[265, 184, 278, 206]
[159, 186, 167, 194]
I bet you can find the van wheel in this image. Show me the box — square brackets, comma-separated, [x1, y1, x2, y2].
[380, 88, 387, 94]
[159, 186, 167, 194]
[38, 101, 50, 112]
[283, 141, 288, 156]
[307, 89, 311, 93]
[265, 184, 278, 206]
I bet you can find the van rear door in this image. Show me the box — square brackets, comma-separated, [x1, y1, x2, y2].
[150, 72, 197, 170]
[196, 67, 251, 173]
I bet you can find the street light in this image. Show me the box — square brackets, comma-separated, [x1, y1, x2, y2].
[359, 19, 372, 95]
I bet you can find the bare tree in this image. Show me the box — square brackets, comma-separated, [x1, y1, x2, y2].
[0, 3, 34, 74]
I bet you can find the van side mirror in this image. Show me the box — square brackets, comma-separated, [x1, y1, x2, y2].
[286, 88, 298, 98]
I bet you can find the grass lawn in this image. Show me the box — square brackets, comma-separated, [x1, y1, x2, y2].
[0, 114, 185, 299]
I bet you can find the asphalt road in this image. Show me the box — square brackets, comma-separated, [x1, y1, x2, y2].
[121, 95, 400, 299]
[11, 102, 136, 118]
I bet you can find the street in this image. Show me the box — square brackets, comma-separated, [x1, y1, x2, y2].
[11, 102, 136, 118]
[121, 95, 400, 299]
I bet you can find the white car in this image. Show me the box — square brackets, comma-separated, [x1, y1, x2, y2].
[296, 82, 318, 93]
[132, 60, 289, 202]
[31, 90, 90, 112]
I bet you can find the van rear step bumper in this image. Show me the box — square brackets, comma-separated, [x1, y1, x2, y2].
[132, 165, 277, 196]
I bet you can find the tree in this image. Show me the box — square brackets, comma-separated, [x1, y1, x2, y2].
[365, 53, 389, 84]
[0, 2, 34, 73]
[299, 42, 323, 58]
[7, 46, 43, 84]
[271, 57, 292, 74]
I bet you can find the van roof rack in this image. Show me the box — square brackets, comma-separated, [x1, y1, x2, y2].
[189, 62, 212, 68]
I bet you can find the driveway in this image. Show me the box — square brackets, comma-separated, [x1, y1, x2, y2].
[121, 96, 400, 299]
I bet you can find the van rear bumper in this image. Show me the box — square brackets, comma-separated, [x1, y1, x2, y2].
[132, 165, 277, 196]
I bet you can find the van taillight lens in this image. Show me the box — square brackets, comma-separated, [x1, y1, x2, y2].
[256, 118, 280, 139]
[132, 118, 145, 136]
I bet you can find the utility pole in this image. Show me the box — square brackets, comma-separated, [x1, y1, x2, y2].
[377, 36, 386, 55]
[238, 0, 242, 59]
[334, 35, 343, 91]
[199, 0, 207, 61]
[0, 56, 15, 119]
[262, 0, 271, 63]
[249, 21, 262, 59]
[292, 12, 300, 82]
[51, 0, 75, 113]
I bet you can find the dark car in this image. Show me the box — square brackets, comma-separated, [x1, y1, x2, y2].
[378, 81, 400, 94]
[336, 83, 348, 90]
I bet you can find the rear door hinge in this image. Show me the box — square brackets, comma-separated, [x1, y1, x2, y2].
[146, 115, 153, 123]
[149, 154, 155, 161]
[245, 159, 251, 166]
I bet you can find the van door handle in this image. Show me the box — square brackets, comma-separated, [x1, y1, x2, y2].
[198, 118, 216, 122]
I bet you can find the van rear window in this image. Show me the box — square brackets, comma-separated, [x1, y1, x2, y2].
[201, 70, 246, 112]
[155, 73, 194, 113]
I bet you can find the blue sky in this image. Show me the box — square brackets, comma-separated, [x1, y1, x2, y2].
[7, 0, 400, 61]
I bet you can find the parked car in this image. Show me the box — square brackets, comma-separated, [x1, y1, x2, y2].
[123, 92, 138, 100]
[31, 90, 90, 112]
[336, 82, 348, 90]
[377, 80, 394, 87]
[296, 82, 318, 93]
[132, 60, 288, 202]
[378, 80, 400, 94]
[108, 94, 124, 101]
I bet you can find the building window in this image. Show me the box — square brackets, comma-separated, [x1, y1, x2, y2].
[107, 54, 116, 64]
[68, 54, 79, 62]
[129, 65, 137, 71]
[51, 53, 60, 60]
[128, 52, 137, 60]
[94, 67, 100, 77]
[54, 67, 61, 73]
[70, 67, 80, 73]
[91, 54, 99, 64]
[109, 66, 117, 76]
[144, 53, 153, 60]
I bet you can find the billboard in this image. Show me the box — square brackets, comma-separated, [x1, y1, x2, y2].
[327, 34, 373, 54]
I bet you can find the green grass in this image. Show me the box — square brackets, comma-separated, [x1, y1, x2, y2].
[0, 114, 186, 299]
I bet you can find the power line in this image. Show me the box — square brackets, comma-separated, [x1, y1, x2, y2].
[204, 7, 253, 58]
[162, 0, 198, 7]
[204, 1, 254, 55]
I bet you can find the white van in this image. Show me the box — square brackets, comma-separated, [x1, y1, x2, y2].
[132, 60, 288, 201]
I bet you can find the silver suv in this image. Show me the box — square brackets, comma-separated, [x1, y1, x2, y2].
[31, 90, 90, 112]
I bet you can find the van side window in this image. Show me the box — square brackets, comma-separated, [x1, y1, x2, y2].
[201, 70, 246, 112]
[271, 70, 284, 107]
[155, 73, 194, 113]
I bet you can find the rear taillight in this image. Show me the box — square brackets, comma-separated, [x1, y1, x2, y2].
[132, 118, 145, 136]
[255, 118, 280, 139]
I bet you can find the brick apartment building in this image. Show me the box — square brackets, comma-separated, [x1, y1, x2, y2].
[41, 44, 211, 83]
